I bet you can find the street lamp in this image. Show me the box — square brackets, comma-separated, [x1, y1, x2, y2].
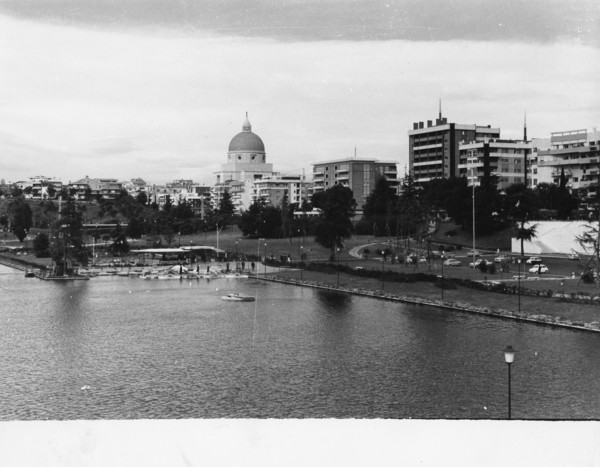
[441, 251, 445, 301]
[503, 345, 517, 420]
[300, 245, 304, 281]
[336, 247, 340, 287]
[469, 155, 477, 270]
[381, 250, 385, 291]
[264, 242, 267, 274]
[517, 259, 522, 313]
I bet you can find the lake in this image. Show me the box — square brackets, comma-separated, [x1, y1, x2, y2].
[1, 264, 599, 420]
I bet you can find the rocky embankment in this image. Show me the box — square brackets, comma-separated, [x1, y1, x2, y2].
[260, 276, 600, 334]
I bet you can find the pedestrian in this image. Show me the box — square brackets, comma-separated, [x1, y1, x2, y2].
[251, 261, 255, 272]
[242, 261, 245, 271]
[226, 262, 230, 272]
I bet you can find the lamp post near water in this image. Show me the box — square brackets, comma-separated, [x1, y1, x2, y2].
[336, 247, 340, 287]
[503, 345, 517, 419]
[300, 245, 304, 281]
[264, 242, 267, 274]
[517, 259, 522, 313]
[381, 250, 385, 291]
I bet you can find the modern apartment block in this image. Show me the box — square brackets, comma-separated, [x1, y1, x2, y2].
[458, 139, 530, 190]
[311, 158, 398, 208]
[535, 128, 600, 206]
[408, 111, 500, 185]
[251, 174, 311, 207]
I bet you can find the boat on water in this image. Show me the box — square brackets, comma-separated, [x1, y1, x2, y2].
[221, 293, 255, 302]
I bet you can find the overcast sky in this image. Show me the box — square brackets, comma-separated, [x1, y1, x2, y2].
[1, 0, 599, 185]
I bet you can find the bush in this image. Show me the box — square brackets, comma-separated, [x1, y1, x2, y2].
[487, 263, 496, 275]
[581, 271, 595, 284]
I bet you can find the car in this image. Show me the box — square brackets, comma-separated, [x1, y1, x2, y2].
[568, 253, 580, 261]
[467, 250, 481, 257]
[494, 255, 508, 263]
[526, 256, 542, 264]
[443, 258, 461, 267]
[469, 259, 488, 268]
[529, 264, 549, 274]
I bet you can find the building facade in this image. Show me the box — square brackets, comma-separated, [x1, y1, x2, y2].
[311, 158, 398, 208]
[458, 139, 531, 190]
[408, 111, 500, 185]
[251, 174, 311, 207]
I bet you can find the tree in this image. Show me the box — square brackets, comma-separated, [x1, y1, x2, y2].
[8, 196, 32, 242]
[109, 223, 130, 256]
[136, 191, 148, 206]
[507, 184, 539, 257]
[33, 232, 50, 257]
[312, 185, 356, 260]
[361, 177, 398, 236]
[216, 191, 235, 228]
[49, 196, 89, 274]
[514, 222, 538, 258]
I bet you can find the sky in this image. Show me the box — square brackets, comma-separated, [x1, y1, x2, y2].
[1, 0, 599, 186]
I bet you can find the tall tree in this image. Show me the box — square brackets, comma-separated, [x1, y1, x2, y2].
[8, 196, 32, 242]
[362, 177, 398, 236]
[312, 185, 356, 260]
[216, 190, 235, 228]
[507, 184, 539, 257]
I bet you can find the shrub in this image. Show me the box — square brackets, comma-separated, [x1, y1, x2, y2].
[581, 271, 595, 284]
[487, 263, 496, 275]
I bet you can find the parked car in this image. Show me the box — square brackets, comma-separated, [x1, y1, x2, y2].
[443, 258, 462, 267]
[467, 250, 481, 257]
[526, 256, 542, 264]
[494, 255, 508, 263]
[469, 259, 487, 268]
[568, 253, 580, 260]
[529, 264, 549, 274]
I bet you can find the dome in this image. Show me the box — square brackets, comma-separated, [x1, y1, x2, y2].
[228, 114, 265, 153]
[228, 131, 265, 153]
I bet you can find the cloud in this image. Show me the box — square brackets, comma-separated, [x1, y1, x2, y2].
[0, 0, 598, 46]
[0, 12, 599, 186]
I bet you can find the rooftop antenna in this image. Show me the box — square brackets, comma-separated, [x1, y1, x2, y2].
[523, 110, 528, 142]
[439, 98, 442, 120]
[354, 146, 357, 159]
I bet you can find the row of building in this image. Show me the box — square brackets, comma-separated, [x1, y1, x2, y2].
[408, 108, 600, 199]
[6, 111, 600, 217]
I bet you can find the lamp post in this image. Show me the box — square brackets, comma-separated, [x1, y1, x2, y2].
[264, 242, 267, 274]
[517, 259, 522, 313]
[300, 245, 304, 281]
[470, 157, 477, 270]
[503, 345, 517, 420]
[381, 250, 385, 291]
[441, 251, 445, 301]
[336, 247, 340, 287]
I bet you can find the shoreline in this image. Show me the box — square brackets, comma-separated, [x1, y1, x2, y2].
[258, 275, 600, 334]
[2, 252, 599, 334]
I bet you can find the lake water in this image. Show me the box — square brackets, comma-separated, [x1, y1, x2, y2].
[1, 264, 599, 420]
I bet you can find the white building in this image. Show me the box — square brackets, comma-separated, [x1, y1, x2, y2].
[213, 114, 275, 211]
[251, 174, 311, 207]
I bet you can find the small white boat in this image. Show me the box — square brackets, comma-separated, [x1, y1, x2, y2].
[221, 293, 255, 302]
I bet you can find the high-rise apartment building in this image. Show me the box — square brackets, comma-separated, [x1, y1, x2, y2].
[408, 110, 500, 185]
[458, 139, 530, 190]
[311, 158, 398, 208]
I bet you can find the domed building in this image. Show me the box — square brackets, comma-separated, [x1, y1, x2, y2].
[214, 114, 275, 211]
